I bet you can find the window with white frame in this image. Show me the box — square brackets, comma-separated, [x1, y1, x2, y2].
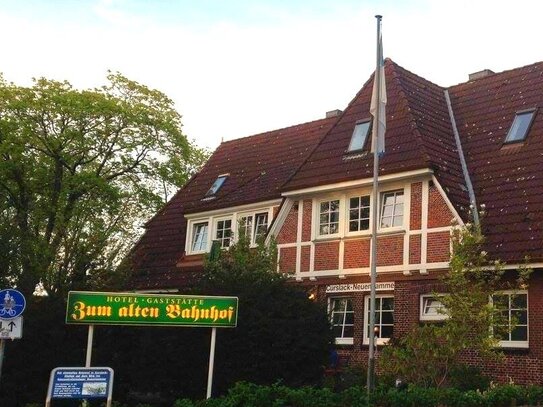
[254, 212, 269, 242]
[380, 190, 404, 228]
[492, 291, 528, 348]
[238, 215, 253, 241]
[238, 212, 269, 245]
[420, 294, 447, 321]
[191, 222, 209, 252]
[319, 199, 340, 236]
[215, 219, 232, 248]
[364, 295, 394, 344]
[348, 195, 370, 232]
[330, 297, 354, 345]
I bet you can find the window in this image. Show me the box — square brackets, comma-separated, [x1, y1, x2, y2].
[348, 196, 370, 232]
[215, 219, 232, 248]
[330, 298, 354, 345]
[319, 200, 340, 235]
[205, 175, 228, 197]
[238, 215, 253, 241]
[420, 295, 447, 321]
[364, 295, 394, 344]
[380, 190, 404, 228]
[492, 291, 528, 348]
[238, 212, 269, 245]
[504, 110, 535, 143]
[191, 222, 209, 252]
[254, 212, 269, 242]
[348, 121, 371, 152]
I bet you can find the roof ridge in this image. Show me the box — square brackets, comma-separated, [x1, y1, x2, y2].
[387, 60, 433, 166]
[280, 72, 377, 190]
[220, 116, 335, 145]
[448, 60, 543, 88]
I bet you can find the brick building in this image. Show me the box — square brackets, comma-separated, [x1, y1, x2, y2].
[129, 59, 543, 384]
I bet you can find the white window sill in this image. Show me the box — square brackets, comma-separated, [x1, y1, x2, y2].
[377, 227, 406, 236]
[498, 341, 529, 349]
[335, 338, 354, 345]
[314, 234, 341, 242]
[363, 338, 390, 346]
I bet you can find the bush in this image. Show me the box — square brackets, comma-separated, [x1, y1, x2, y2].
[485, 384, 525, 407]
[448, 365, 490, 391]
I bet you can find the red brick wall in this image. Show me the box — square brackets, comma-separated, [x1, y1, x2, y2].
[409, 234, 421, 264]
[314, 241, 339, 271]
[302, 199, 312, 242]
[344, 239, 370, 269]
[410, 182, 422, 230]
[427, 231, 450, 263]
[301, 246, 310, 272]
[377, 235, 403, 266]
[428, 184, 453, 228]
[277, 203, 298, 244]
[278, 246, 296, 274]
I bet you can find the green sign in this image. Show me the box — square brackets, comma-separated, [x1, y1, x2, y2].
[66, 291, 238, 328]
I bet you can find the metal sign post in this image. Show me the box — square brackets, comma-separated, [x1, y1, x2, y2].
[0, 288, 26, 384]
[206, 327, 217, 399]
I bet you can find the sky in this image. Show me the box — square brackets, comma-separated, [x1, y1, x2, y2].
[1, 0, 542, 150]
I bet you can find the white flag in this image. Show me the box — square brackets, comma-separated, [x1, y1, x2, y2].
[370, 28, 386, 154]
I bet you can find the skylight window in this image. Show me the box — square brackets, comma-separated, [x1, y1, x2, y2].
[504, 110, 536, 143]
[347, 120, 371, 152]
[205, 174, 228, 197]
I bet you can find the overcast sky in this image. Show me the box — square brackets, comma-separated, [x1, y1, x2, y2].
[1, 0, 542, 150]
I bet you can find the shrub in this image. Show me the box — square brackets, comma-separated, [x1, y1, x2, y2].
[448, 365, 490, 392]
[485, 384, 525, 407]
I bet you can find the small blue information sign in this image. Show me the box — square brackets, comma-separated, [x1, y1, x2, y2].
[47, 367, 114, 400]
[0, 289, 26, 320]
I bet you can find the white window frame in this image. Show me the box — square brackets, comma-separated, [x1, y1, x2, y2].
[189, 221, 210, 254]
[186, 218, 212, 255]
[420, 294, 448, 321]
[214, 217, 233, 249]
[329, 297, 354, 345]
[237, 211, 270, 246]
[491, 290, 529, 349]
[316, 198, 342, 238]
[363, 295, 394, 345]
[379, 189, 405, 231]
[346, 194, 372, 236]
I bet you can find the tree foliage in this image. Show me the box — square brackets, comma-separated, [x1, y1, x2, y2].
[0, 73, 208, 296]
[198, 235, 333, 395]
[379, 215, 531, 388]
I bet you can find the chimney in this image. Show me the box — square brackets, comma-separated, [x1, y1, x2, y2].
[468, 69, 495, 81]
[326, 109, 342, 118]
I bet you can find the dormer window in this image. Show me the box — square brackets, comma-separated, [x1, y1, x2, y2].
[504, 110, 536, 143]
[347, 120, 371, 152]
[205, 174, 228, 197]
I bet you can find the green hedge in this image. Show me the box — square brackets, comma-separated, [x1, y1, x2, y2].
[170, 382, 543, 407]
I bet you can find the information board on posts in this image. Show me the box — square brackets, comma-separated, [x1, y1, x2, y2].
[66, 291, 239, 328]
[47, 367, 113, 400]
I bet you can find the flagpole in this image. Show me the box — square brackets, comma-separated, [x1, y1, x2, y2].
[367, 14, 383, 394]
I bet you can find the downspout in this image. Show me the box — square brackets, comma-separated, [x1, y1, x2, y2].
[443, 89, 479, 225]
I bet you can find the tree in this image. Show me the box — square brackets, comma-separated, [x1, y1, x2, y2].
[379, 214, 531, 388]
[198, 235, 333, 395]
[0, 73, 208, 297]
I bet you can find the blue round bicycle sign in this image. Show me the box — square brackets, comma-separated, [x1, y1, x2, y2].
[0, 289, 26, 320]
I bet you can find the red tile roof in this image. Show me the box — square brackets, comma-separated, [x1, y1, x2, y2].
[129, 117, 335, 289]
[130, 59, 543, 289]
[448, 61, 543, 262]
[283, 59, 470, 215]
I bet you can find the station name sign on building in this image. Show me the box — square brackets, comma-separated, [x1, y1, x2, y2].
[66, 291, 238, 328]
[325, 282, 395, 294]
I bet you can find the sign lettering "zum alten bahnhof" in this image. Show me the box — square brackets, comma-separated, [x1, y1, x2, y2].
[66, 291, 238, 328]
